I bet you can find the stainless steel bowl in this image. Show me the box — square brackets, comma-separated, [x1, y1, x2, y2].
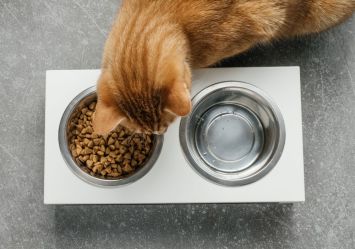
[58, 86, 164, 187]
[180, 82, 285, 186]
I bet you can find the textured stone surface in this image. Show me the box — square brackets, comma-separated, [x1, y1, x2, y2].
[0, 1, 354, 248]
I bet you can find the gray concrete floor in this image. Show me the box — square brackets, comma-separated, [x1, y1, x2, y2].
[0, 1, 354, 248]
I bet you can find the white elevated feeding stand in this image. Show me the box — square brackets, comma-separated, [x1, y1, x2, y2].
[44, 67, 304, 204]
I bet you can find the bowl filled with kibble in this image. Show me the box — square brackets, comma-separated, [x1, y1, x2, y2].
[58, 86, 163, 187]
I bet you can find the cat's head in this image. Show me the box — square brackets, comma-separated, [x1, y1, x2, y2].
[93, 61, 191, 135]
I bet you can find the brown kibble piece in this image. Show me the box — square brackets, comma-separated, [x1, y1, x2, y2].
[138, 153, 146, 163]
[100, 157, 107, 164]
[83, 138, 90, 145]
[107, 156, 115, 163]
[70, 144, 76, 151]
[129, 146, 134, 154]
[71, 149, 78, 157]
[72, 130, 79, 135]
[81, 128, 87, 134]
[76, 124, 83, 131]
[116, 166, 122, 175]
[92, 163, 103, 173]
[76, 146, 82, 155]
[81, 107, 88, 114]
[115, 154, 122, 162]
[82, 147, 93, 155]
[89, 102, 96, 110]
[122, 164, 133, 173]
[121, 139, 128, 146]
[123, 153, 131, 160]
[88, 141, 94, 148]
[86, 160, 93, 168]
[133, 150, 139, 159]
[93, 138, 101, 146]
[118, 146, 126, 154]
[105, 167, 112, 174]
[109, 151, 116, 158]
[108, 137, 115, 145]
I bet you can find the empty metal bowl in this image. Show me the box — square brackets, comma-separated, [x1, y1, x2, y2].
[58, 86, 164, 187]
[180, 82, 285, 186]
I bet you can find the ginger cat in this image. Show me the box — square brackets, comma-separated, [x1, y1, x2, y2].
[93, 0, 355, 134]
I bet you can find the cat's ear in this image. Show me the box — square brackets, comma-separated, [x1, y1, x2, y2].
[165, 81, 191, 116]
[93, 100, 123, 135]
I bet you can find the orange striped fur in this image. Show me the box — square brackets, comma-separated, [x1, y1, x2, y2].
[94, 0, 355, 134]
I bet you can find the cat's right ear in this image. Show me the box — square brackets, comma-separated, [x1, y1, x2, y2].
[165, 81, 191, 117]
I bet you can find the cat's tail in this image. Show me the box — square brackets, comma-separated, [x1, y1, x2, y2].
[294, 0, 355, 35]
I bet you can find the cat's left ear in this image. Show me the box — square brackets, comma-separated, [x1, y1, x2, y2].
[165, 81, 191, 116]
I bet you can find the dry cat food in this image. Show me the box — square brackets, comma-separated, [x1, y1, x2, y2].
[68, 101, 153, 178]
